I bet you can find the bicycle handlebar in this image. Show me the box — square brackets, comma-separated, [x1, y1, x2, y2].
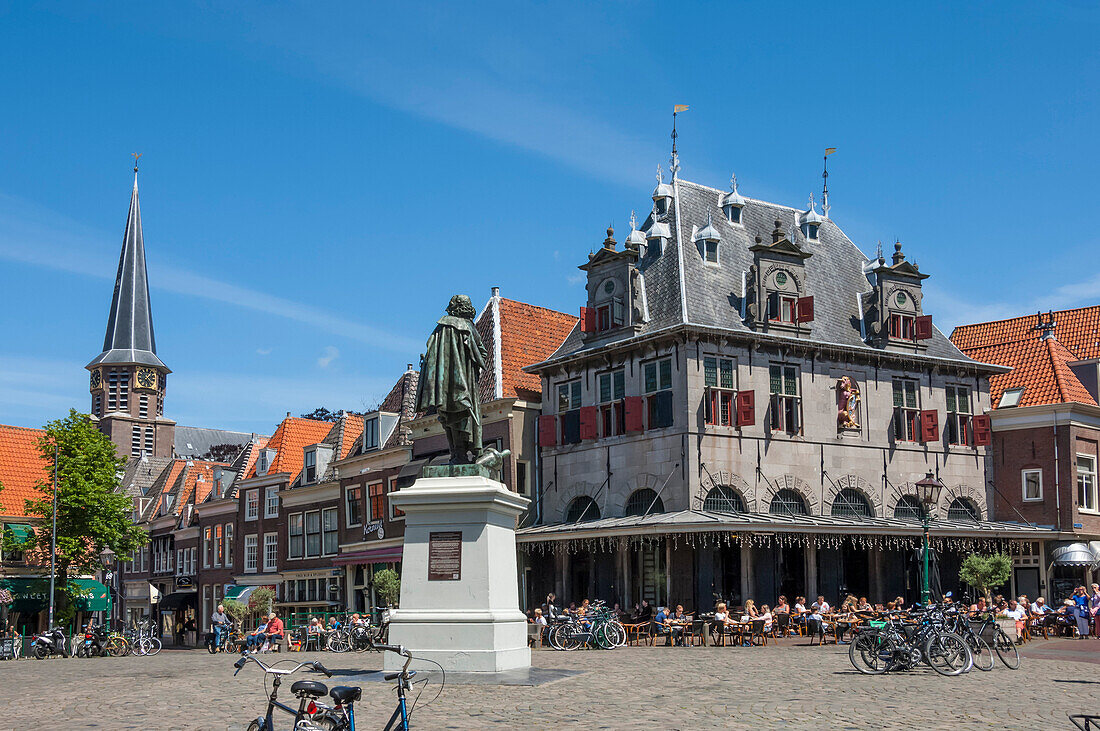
[232, 651, 332, 678]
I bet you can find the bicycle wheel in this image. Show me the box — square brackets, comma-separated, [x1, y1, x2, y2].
[132, 638, 146, 656]
[558, 627, 582, 651]
[545, 625, 564, 651]
[924, 632, 972, 676]
[993, 628, 1020, 669]
[106, 637, 127, 657]
[849, 631, 892, 675]
[966, 634, 995, 671]
[145, 637, 161, 656]
[327, 630, 351, 653]
[593, 624, 614, 650]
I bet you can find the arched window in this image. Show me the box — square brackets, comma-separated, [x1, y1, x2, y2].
[769, 489, 808, 516]
[893, 495, 923, 520]
[703, 486, 745, 513]
[625, 488, 663, 517]
[830, 488, 872, 518]
[565, 496, 600, 523]
[947, 497, 980, 522]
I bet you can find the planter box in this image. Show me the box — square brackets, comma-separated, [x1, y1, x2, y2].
[996, 617, 1017, 641]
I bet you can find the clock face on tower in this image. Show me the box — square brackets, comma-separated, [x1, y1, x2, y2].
[89, 370, 101, 389]
[136, 368, 158, 390]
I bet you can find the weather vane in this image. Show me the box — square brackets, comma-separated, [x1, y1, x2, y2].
[132, 152, 142, 173]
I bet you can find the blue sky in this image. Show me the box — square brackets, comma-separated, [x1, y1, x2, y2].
[2, 1, 1100, 434]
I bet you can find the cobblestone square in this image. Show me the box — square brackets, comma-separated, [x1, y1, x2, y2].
[0, 639, 1096, 730]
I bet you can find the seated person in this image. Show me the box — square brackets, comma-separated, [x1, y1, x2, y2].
[858, 597, 872, 611]
[1000, 599, 1027, 638]
[533, 608, 547, 626]
[1031, 597, 1052, 615]
[326, 616, 340, 632]
[713, 602, 730, 625]
[667, 605, 689, 646]
[654, 606, 671, 645]
[244, 621, 269, 652]
[742, 599, 759, 620]
[307, 618, 323, 642]
[757, 605, 773, 633]
[636, 600, 653, 621]
[774, 596, 790, 615]
[262, 612, 285, 651]
[969, 597, 988, 615]
[793, 596, 808, 614]
[811, 595, 831, 614]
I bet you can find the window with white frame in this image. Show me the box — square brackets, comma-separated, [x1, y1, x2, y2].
[288, 513, 304, 559]
[892, 378, 920, 442]
[598, 369, 625, 436]
[189, 547, 196, 575]
[323, 507, 338, 555]
[203, 527, 212, 568]
[388, 478, 404, 519]
[263, 533, 278, 572]
[1000, 388, 1024, 408]
[363, 418, 380, 451]
[305, 510, 321, 557]
[514, 463, 529, 497]
[1078, 455, 1097, 512]
[225, 524, 233, 565]
[244, 534, 258, 572]
[214, 524, 223, 567]
[245, 489, 259, 521]
[889, 313, 915, 341]
[265, 486, 279, 518]
[704, 356, 736, 426]
[1022, 469, 1043, 502]
[945, 385, 971, 445]
[304, 450, 317, 483]
[346, 486, 363, 527]
[557, 380, 582, 412]
[176, 549, 184, 576]
[769, 364, 801, 435]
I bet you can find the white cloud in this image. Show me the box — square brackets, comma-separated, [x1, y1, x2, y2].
[256, 348, 272, 356]
[928, 270, 1100, 333]
[317, 346, 339, 369]
[0, 193, 419, 354]
[566, 273, 586, 286]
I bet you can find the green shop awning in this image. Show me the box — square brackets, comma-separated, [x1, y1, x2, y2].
[224, 585, 256, 602]
[69, 579, 110, 612]
[0, 577, 110, 614]
[3, 524, 34, 546]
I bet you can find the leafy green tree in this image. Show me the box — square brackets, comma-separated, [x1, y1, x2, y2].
[248, 587, 276, 617]
[19, 410, 147, 575]
[222, 598, 248, 628]
[959, 553, 1012, 602]
[372, 569, 401, 607]
[300, 408, 338, 422]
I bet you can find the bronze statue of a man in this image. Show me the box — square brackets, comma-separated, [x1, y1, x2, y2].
[415, 295, 488, 464]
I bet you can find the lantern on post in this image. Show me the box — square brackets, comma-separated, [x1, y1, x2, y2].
[914, 472, 944, 605]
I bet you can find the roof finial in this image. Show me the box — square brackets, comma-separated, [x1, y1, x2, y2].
[875, 240, 883, 260]
[656, 164, 663, 185]
[822, 147, 836, 218]
[892, 240, 905, 265]
[729, 173, 738, 192]
[670, 104, 687, 179]
[629, 209, 638, 230]
[808, 192, 816, 211]
[131, 152, 142, 187]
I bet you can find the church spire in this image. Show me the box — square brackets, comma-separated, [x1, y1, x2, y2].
[86, 164, 168, 371]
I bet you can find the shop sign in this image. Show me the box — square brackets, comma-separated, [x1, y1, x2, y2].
[363, 520, 385, 540]
[175, 576, 194, 589]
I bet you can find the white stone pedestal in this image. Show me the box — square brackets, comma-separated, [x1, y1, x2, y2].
[384, 472, 531, 673]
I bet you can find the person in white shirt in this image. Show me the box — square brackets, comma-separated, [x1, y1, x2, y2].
[1031, 597, 1051, 615]
[812, 595, 831, 614]
[533, 608, 547, 626]
[758, 605, 774, 633]
[1000, 599, 1027, 637]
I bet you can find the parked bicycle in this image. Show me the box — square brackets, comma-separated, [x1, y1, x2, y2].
[234, 652, 335, 730]
[312, 643, 420, 731]
[849, 604, 973, 676]
[545, 600, 626, 650]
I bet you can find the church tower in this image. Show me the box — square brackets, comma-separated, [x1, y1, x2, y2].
[86, 164, 175, 458]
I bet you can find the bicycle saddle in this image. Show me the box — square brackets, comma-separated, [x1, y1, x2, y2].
[291, 680, 328, 698]
[329, 686, 361, 704]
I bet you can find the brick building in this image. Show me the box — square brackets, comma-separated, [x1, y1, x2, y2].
[952, 307, 1100, 601]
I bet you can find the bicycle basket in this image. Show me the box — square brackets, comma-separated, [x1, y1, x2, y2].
[868, 620, 887, 629]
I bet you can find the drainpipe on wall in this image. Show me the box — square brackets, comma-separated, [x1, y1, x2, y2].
[1053, 418, 1061, 532]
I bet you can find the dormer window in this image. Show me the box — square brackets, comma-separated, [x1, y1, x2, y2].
[724, 205, 742, 225]
[304, 449, 317, 483]
[695, 216, 721, 265]
[256, 449, 269, 475]
[804, 223, 819, 240]
[721, 175, 746, 226]
[362, 417, 380, 451]
[704, 240, 718, 263]
[889, 313, 915, 340]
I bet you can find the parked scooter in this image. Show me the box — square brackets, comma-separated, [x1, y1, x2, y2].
[30, 627, 69, 659]
[75, 623, 109, 657]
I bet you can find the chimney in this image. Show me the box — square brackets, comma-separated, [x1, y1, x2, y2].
[1035, 311, 1057, 342]
[491, 286, 500, 298]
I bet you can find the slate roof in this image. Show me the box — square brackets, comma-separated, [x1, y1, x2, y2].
[379, 368, 419, 450]
[952, 306, 1100, 359]
[138, 459, 188, 522]
[174, 426, 259, 459]
[120, 455, 175, 499]
[0, 424, 48, 519]
[542, 178, 978, 367]
[86, 173, 167, 371]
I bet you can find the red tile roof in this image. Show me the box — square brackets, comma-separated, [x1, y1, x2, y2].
[0, 424, 49, 519]
[476, 298, 576, 402]
[249, 417, 333, 482]
[178, 460, 229, 507]
[951, 307, 1100, 408]
[340, 415, 364, 459]
[951, 306, 1100, 358]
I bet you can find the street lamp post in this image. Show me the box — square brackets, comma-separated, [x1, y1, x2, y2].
[914, 472, 944, 605]
[99, 547, 116, 629]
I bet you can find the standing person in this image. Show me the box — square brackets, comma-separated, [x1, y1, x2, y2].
[1072, 586, 1091, 639]
[1090, 584, 1100, 638]
[210, 604, 229, 652]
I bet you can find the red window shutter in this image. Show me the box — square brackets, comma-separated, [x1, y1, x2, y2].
[580, 306, 595, 333]
[735, 390, 756, 427]
[579, 406, 598, 440]
[972, 414, 992, 446]
[624, 396, 645, 432]
[537, 415, 557, 447]
[920, 409, 940, 443]
[796, 296, 814, 324]
[915, 315, 933, 340]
